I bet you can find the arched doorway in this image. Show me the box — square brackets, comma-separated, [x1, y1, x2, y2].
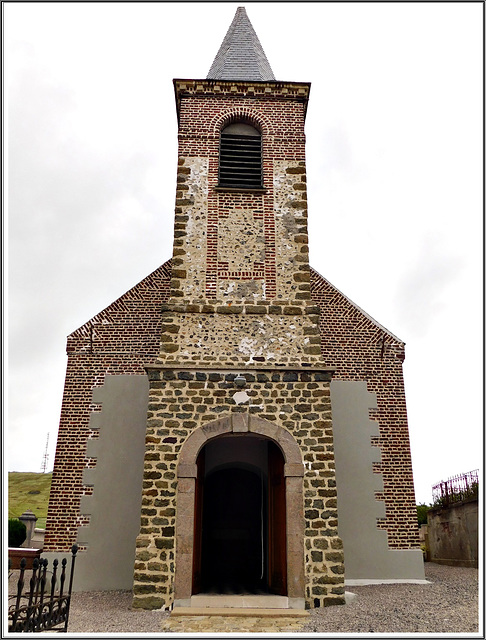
[174, 414, 305, 609]
[192, 434, 287, 595]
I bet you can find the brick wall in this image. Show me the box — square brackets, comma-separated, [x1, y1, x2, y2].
[310, 269, 419, 549]
[44, 263, 172, 551]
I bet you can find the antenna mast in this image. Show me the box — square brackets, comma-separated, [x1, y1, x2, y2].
[41, 433, 50, 473]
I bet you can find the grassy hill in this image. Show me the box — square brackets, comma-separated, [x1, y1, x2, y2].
[8, 472, 52, 529]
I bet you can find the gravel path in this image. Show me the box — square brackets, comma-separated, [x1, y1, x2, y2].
[9, 563, 479, 635]
[301, 563, 479, 635]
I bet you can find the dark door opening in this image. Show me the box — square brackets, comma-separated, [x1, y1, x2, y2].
[201, 467, 264, 593]
[192, 435, 287, 596]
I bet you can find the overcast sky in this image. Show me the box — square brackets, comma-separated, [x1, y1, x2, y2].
[4, 2, 483, 505]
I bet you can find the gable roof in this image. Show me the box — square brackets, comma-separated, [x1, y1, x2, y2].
[309, 267, 404, 344]
[206, 6, 275, 81]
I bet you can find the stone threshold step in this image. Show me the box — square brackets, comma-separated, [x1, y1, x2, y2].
[171, 607, 309, 618]
[191, 594, 291, 608]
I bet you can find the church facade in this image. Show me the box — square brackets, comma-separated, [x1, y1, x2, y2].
[44, 8, 425, 611]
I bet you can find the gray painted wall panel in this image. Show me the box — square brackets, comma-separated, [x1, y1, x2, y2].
[331, 379, 425, 581]
[74, 375, 148, 590]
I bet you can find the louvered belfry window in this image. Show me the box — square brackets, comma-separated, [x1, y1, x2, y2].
[218, 123, 262, 189]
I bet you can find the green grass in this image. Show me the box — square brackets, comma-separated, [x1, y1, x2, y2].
[8, 472, 52, 529]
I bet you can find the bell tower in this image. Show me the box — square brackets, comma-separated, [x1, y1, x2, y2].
[133, 7, 344, 611]
[160, 6, 323, 368]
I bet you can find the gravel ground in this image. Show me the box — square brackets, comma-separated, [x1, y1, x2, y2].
[301, 563, 480, 635]
[9, 563, 480, 635]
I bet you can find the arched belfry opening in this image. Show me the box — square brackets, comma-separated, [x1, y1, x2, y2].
[192, 434, 287, 596]
[218, 122, 263, 189]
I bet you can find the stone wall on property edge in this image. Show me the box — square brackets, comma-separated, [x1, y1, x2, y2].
[428, 500, 478, 568]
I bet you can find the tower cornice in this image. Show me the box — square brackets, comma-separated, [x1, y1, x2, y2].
[173, 79, 311, 123]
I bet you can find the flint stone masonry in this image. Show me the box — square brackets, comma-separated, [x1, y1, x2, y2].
[173, 157, 208, 299]
[274, 160, 311, 301]
[175, 155, 311, 302]
[218, 208, 266, 269]
[156, 311, 323, 364]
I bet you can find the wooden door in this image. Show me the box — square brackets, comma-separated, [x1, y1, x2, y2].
[268, 442, 287, 595]
[191, 447, 205, 594]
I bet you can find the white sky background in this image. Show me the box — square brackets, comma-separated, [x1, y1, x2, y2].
[4, 2, 483, 505]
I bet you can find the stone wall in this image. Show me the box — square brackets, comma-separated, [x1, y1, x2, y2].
[156, 300, 323, 365]
[427, 500, 478, 567]
[130, 78, 348, 610]
[132, 367, 344, 610]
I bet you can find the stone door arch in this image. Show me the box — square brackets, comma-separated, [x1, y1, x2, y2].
[174, 413, 305, 608]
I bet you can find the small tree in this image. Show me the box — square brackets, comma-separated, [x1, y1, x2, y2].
[8, 518, 26, 547]
[416, 503, 430, 526]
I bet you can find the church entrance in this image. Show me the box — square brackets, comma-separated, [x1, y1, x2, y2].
[192, 434, 287, 596]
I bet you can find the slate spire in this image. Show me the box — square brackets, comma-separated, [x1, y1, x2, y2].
[207, 6, 275, 81]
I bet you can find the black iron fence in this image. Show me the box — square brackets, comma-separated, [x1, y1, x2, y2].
[432, 469, 479, 507]
[8, 544, 78, 633]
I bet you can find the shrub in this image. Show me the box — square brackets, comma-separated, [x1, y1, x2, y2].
[416, 503, 430, 526]
[9, 518, 26, 547]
